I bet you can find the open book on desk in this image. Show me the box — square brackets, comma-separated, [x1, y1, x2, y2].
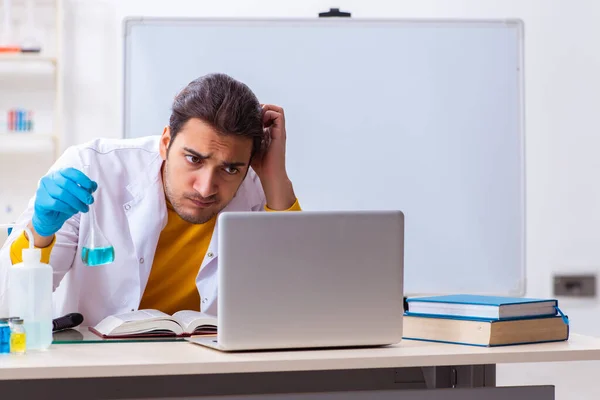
[89, 309, 217, 338]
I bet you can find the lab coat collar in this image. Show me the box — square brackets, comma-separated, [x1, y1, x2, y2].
[125, 152, 164, 205]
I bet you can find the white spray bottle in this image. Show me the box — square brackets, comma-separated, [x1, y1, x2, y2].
[1, 224, 53, 350]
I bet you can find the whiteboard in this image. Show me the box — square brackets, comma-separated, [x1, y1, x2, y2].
[123, 18, 525, 296]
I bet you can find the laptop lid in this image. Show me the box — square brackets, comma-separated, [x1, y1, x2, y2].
[216, 210, 404, 351]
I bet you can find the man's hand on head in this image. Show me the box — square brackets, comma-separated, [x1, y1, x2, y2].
[251, 104, 296, 210]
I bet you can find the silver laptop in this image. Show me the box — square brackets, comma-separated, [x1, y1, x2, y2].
[188, 210, 404, 351]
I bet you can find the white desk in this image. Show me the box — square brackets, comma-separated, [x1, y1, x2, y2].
[2, 333, 600, 399]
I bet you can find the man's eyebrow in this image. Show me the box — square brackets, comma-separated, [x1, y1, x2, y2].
[183, 147, 247, 168]
[183, 147, 209, 159]
[223, 161, 247, 168]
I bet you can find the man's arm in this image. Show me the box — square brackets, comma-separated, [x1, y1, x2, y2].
[261, 175, 297, 211]
[0, 195, 81, 314]
[251, 104, 298, 211]
[0, 146, 90, 311]
[265, 198, 302, 212]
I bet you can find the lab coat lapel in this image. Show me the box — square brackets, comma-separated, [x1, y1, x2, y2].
[197, 186, 254, 312]
[202, 187, 253, 268]
[123, 154, 168, 288]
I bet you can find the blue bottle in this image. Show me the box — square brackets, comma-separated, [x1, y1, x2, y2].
[0, 318, 10, 354]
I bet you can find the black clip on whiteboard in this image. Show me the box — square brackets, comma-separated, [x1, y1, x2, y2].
[318, 8, 351, 18]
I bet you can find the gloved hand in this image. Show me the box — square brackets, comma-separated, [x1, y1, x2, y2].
[32, 168, 98, 237]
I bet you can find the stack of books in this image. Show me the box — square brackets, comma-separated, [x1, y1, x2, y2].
[403, 294, 569, 347]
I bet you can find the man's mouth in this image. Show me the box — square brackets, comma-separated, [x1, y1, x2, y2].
[188, 198, 216, 208]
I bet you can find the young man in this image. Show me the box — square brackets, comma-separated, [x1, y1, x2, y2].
[0, 73, 300, 325]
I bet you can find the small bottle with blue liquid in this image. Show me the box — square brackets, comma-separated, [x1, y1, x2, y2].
[0, 318, 10, 354]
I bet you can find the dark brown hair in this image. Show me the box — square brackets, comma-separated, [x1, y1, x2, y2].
[168, 73, 264, 160]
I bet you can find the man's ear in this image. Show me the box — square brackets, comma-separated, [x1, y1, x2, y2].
[159, 126, 171, 160]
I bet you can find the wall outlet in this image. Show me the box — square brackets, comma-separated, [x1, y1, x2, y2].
[553, 274, 596, 297]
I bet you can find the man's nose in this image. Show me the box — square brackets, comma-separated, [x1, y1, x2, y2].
[193, 169, 218, 198]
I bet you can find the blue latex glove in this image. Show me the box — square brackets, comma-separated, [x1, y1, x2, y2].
[32, 168, 98, 237]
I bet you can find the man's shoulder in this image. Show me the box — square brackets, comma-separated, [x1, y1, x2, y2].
[59, 136, 161, 166]
[76, 136, 160, 156]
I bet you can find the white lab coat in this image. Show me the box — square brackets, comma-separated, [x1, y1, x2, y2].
[0, 136, 267, 325]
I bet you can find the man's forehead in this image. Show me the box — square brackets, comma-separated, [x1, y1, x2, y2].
[178, 132, 250, 151]
[174, 129, 251, 163]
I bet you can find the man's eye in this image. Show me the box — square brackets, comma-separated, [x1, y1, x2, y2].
[185, 155, 201, 164]
[224, 167, 239, 175]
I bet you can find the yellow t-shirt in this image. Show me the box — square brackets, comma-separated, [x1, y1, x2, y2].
[137, 200, 216, 314]
[10, 198, 302, 315]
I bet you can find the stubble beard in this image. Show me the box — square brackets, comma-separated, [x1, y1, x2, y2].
[163, 162, 223, 225]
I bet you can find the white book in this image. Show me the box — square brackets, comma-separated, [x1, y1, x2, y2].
[90, 309, 217, 338]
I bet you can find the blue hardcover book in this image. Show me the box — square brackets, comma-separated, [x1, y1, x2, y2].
[405, 294, 561, 321]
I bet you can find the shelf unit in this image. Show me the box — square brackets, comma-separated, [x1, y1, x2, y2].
[0, 0, 63, 225]
[0, 0, 63, 159]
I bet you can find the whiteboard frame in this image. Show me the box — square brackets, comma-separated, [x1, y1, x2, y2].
[122, 17, 526, 297]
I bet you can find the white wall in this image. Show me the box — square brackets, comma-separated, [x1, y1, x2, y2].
[9, 0, 600, 397]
